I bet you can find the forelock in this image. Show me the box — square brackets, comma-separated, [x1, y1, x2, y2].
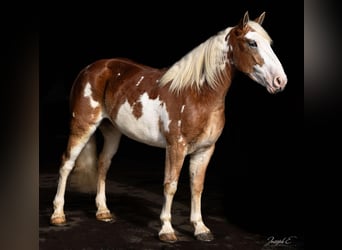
[247, 21, 272, 43]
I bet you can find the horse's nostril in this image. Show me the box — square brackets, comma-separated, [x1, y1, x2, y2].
[274, 76, 282, 86]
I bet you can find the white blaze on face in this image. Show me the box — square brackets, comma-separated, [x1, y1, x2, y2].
[115, 92, 171, 147]
[84, 82, 100, 108]
[245, 31, 287, 92]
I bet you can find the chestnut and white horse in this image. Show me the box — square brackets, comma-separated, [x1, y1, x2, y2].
[50, 12, 287, 242]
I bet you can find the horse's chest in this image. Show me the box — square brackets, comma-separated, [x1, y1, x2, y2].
[114, 93, 170, 147]
[188, 109, 225, 151]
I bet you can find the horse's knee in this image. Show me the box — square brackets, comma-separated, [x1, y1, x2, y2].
[164, 181, 178, 195]
[191, 180, 204, 194]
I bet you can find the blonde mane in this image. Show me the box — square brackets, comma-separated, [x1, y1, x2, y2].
[159, 27, 232, 93]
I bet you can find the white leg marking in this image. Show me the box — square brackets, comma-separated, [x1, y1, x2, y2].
[52, 119, 102, 222]
[190, 192, 210, 235]
[52, 141, 89, 219]
[189, 147, 215, 236]
[159, 181, 177, 235]
[96, 130, 121, 215]
[96, 179, 109, 214]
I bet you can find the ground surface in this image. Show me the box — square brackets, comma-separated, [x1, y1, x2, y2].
[40, 154, 304, 250]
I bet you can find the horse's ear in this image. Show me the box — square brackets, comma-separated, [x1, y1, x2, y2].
[254, 12, 266, 25]
[239, 11, 249, 29]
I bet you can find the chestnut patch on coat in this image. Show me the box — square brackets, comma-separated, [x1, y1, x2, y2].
[132, 101, 143, 119]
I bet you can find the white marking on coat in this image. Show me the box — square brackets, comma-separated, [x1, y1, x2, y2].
[136, 76, 144, 86]
[115, 92, 171, 147]
[84, 83, 99, 108]
[117, 72, 121, 76]
[180, 105, 185, 113]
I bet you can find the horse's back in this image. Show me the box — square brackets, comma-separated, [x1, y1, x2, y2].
[69, 58, 162, 110]
[80, 58, 158, 78]
[72, 58, 154, 86]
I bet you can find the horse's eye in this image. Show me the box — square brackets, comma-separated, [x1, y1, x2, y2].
[248, 40, 257, 48]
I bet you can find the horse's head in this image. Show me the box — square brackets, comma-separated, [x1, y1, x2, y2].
[227, 12, 287, 94]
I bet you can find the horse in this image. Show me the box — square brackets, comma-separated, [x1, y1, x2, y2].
[50, 11, 287, 242]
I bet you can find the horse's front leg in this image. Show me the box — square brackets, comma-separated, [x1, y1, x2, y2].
[189, 145, 215, 241]
[159, 144, 186, 243]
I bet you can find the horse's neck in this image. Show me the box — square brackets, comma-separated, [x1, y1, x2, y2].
[181, 74, 233, 110]
[211, 64, 234, 101]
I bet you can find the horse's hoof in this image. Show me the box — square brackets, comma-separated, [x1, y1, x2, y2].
[195, 232, 214, 241]
[50, 215, 66, 226]
[159, 233, 178, 243]
[96, 211, 115, 222]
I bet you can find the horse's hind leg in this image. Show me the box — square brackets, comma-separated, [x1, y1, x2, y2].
[51, 113, 102, 226]
[95, 121, 122, 222]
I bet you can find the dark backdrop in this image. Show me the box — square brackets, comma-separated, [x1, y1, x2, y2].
[40, 0, 303, 237]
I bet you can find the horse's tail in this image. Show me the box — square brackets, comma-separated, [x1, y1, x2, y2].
[68, 134, 98, 193]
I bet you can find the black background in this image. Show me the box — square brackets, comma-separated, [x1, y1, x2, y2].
[40, 0, 303, 239]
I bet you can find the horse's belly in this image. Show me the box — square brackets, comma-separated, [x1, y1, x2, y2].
[114, 94, 170, 148]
